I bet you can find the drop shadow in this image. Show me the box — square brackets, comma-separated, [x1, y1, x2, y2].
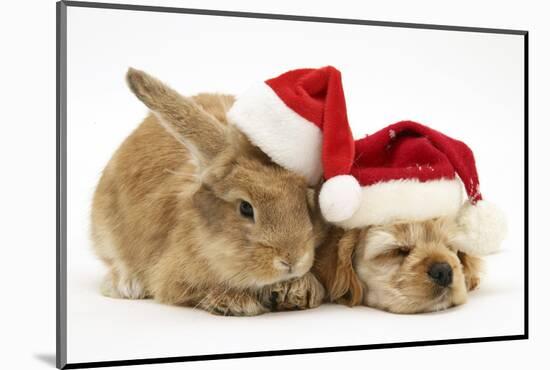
[34, 353, 56, 367]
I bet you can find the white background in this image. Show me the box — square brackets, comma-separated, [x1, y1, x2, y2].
[64, 3, 525, 365]
[0, 0, 546, 369]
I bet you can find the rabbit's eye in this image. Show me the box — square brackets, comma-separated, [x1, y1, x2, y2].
[397, 246, 411, 256]
[239, 201, 254, 220]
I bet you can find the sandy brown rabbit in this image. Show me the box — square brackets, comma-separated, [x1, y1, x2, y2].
[91, 68, 325, 316]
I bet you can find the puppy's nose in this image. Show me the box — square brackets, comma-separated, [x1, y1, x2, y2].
[428, 262, 453, 287]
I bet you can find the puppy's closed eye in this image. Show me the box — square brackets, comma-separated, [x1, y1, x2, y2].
[374, 246, 412, 262]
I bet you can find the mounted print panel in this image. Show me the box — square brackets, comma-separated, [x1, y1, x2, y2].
[57, 1, 527, 368]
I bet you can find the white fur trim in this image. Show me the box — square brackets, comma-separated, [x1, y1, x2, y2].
[227, 83, 323, 185]
[335, 178, 463, 229]
[319, 175, 362, 222]
[454, 200, 507, 256]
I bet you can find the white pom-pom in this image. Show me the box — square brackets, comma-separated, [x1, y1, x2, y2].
[319, 175, 362, 223]
[454, 200, 508, 256]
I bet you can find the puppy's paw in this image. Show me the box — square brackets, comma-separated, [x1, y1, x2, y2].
[465, 275, 481, 291]
[262, 272, 325, 311]
[458, 251, 483, 292]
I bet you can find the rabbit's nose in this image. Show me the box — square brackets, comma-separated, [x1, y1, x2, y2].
[274, 258, 292, 273]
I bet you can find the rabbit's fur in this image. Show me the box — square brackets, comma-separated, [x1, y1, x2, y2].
[91, 69, 325, 316]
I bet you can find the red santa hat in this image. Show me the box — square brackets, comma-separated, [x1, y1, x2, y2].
[227, 66, 354, 186]
[319, 121, 507, 256]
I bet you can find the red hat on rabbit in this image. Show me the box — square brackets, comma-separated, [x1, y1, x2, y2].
[319, 120, 507, 256]
[227, 66, 354, 186]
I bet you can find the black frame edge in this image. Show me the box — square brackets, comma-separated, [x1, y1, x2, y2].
[523, 31, 529, 339]
[56, 1, 68, 369]
[63, 335, 527, 369]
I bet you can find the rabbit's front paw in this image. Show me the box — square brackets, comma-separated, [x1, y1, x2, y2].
[101, 271, 147, 299]
[200, 290, 268, 316]
[262, 272, 325, 311]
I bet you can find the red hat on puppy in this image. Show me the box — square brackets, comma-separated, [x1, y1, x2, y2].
[227, 66, 355, 186]
[319, 121, 507, 256]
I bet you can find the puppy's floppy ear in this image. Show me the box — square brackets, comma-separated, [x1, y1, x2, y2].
[328, 228, 365, 306]
[126, 68, 226, 167]
[305, 184, 331, 246]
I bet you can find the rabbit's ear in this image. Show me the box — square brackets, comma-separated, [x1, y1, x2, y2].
[126, 68, 226, 166]
[327, 229, 364, 306]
